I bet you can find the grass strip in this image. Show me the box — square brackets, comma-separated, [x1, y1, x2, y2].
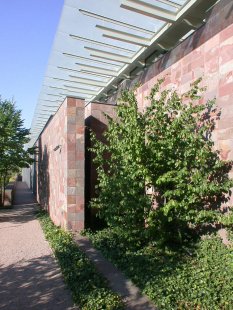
[37, 211, 124, 310]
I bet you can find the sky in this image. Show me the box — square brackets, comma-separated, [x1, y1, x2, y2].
[0, 0, 64, 128]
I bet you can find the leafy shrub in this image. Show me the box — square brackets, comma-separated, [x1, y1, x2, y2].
[37, 211, 124, 310]
[90, 89, 149, 232]
[91, 79, 233, 243]
[87, 228, 233, 310]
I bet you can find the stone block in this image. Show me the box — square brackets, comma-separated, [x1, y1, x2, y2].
[68, 169, 76, 178]
[220, 43, 233, 66]
[76, 195, 84, 205]
[205, 56, 219, 74]
[67, 107, 76, 115]
[76, 177, 83, 187]
[67, 151, 75, 161]
[76, 140, 84, 150]
[76, 152, 84, 160]
[76, 126, 84, 134]
[76, 99, 84, 108]
[218, 139, 233, 160]
[217, 127, 233, 140]
[68, 221, 84, 231]
[220, 59, 233, 76]
[67, 160, 76, 169]
[76, 168, 84, 178]
[76, 111, 84, 124]
[67, 98, 76, 107]
[67, 195, 76, 204]
[67, 123, 76, 133]
[67, 115, 76, 124]
[218, 94, 233, 108]
[67, 186, 76, 195]
[67, 133, 76, 143]
[76, 186, 84, 196]
[68, 211, 84, 222]
[181, 72, 193, 85]
[67, 177, 76, 187]
[219, 82, 233, 97]
[220, 23, 233, 42]
[67, 143, 75, 152]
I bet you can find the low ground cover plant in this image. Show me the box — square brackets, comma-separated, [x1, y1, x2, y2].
[37, 211, 124, 310]
[86, 228, 233, 310]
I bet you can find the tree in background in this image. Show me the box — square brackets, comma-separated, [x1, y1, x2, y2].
[91, 79, 233, 244]
[0, 97, 35, 206]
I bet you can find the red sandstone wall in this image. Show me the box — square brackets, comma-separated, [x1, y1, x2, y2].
[140, 0, 233, 156]
[135, 0, 233, 114]
[37, 98, 85, 231]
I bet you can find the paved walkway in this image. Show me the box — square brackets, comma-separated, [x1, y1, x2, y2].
[0, 182, 75, 310]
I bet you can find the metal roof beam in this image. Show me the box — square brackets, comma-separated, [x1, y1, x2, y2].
[58, 65, 116, 78]
[85, 46, 132, 64]
[156, 0, 181, 9]
[50, 85, 95, 96]
[58, 92, 92, 99]
[57, 66, 81, 74]
[33, 120, 46, 124]
[80, 69, 115, 78]
[32, 130, 43, 133]
[45, 93, 63, 97]
[68, 75, 106, 87]
[120, 0, 176, 22]
[33, 118, 46, 122]
[62, 53, 121, 68]
[33, 124, 44, 128]
[35, 119, 49, 122]
[32, 129, 44, 133]
[63, 85, 99, 95]
[39, 109, 57, 112]
[35, 117, 50, 120]
[43, 99, 60, 102]
[96, 25, 150, 47]
[38, 105, 58, 109]
[50, 76, 105, 87]
[121, 73, 131, 79]
[41, 104, 58, 108]
[157, 41, 175, 50]
[69, 34, 135, 53]
[32, 131, 43, 133]
[183, 16, 204, 29]
[79, 8, 154, 35]
[76, 63, 119, 77]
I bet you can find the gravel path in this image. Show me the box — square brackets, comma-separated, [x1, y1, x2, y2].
[0, 182, 76, 310]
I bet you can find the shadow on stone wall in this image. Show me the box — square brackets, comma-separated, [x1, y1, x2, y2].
[85, 116, 108, 230]
[37, 139, 50, 213]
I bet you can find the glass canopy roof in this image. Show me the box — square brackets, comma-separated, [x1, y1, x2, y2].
[30, 0, 219, 145]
